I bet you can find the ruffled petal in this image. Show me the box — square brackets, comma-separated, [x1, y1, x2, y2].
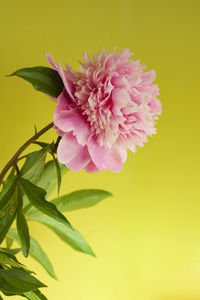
[57, 132, 82, 165]
[67, 147, 91, 171]
[88, 136, 124, 172]
[54, 109, 91, 146]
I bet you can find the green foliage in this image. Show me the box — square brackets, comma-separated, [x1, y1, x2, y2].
[50, 153, 61, 195]
[20, 178, 71, 228]
[16, 185, 30, 257]
[51, 189, 112, 212]
[21, 148, 48, 184]
[9, 66, 64, 98]
[29, 215, 95, 257]
[8, 229, 57, 280]
[24, 289, 47, 300]
[0, 184, 18, 244]
[0, 269, 46, 294]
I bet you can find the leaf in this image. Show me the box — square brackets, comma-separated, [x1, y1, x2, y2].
[29, 215, 95, 257]
[24, 289, 47, 300]
[33, 142, 51, 149]
[0, 185, 18, 244]
[0, 247, 21, 256]
[6, 236, 13, 249]
[0, 252, 24, 269]
[9, 66, 64, 98]
[16, 186, 30, 257]
[52, 189, 112, 212]
[0, 177, 17, 211]
[20, 178, 71, 227]
[0, 269, 46, 294]
[51, 153, 61, 195]
[20, 148, 48, 184]
[8, 229, 57, 280]
[36, 160, 68, 198]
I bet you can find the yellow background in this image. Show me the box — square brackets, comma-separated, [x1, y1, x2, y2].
[1, 0, 200, 299]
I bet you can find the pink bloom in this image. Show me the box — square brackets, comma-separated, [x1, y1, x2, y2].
[46, 49, 161, 173]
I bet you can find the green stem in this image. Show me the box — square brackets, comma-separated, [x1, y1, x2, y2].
[0, 122, 54, 186]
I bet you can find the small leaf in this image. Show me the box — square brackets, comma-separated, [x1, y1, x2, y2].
[33, 142, 51, 149]
[52, 189, 112, 212]
[20, 148, 48, 184]
[0, 252, 24, 269]
[24, 289, 47, 300]
[0, 247, 21, 256]
[0, 177, 17, 211]
[16, 186, 30, 257]
[8, 229, 57, 280]
[29, 215, 95, 257]
[36, 160, 68, 198]
[9, 66, 64, 98]
[20, 178, 71, 228]
[6, 236, 13, 249]
[0, 185, 17, 244]
[0, 269, 46, 293]
[51, 153, 61, 195]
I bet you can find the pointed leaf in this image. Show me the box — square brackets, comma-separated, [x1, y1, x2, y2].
[0, 185, 18, 244]
[0, 269, 46, 293]
[6, 236, 13, 249]
[51, 153, 61, 195]
[8, 229, 57, 280]
[16, 186, 30, 257]
[29, 215, 95, 257]
[20, 148, 48, 184]
[36, 160, 68, 198]
[24, 289, 47, 300]
[0, 252, 24, 269]
[52, 189, 112, 212]
[20, 178, 71, 227]
[0, 247, 21, 256]
[0, 177, 17, 211]
[9, 66, 64, 98]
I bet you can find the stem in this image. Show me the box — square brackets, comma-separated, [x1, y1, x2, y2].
[0, 122, 54, 186]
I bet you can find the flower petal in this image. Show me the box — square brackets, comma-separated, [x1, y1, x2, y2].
[85, 160, 99, 173]
[57, 133, 82, 165]
[88, 136, 124, 172]
[67, 147, 91, 171]
[54, 109, 91, 146]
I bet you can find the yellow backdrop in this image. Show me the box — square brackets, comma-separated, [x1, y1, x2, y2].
[1, 0, 200, 299]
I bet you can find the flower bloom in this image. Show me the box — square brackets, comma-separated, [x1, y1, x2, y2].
[46, 48, 161, 172]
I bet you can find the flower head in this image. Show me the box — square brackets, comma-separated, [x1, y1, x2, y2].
[46, 48, 161, 172]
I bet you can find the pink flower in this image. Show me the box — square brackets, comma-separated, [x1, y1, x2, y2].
[46, 48, 161, 173]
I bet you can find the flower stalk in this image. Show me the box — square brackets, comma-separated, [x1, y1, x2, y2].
[0, 122, 54, 186]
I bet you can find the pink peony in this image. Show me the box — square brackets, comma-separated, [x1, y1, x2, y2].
[46, 48, 161, 173]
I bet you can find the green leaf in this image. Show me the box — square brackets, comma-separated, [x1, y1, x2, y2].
[52, 189, 112, 212]
[16, 186, 30, 257]
[0, 185, 18, 244]
[6, 236, 13, 249]
[33, 142, 51, 149]
[29, 215, 95, 257]
[36, 160, 68, 198]
[20, 178, 71, 227]
[20, 148, 48, 184]
[8, 229, 57, 280]
[0, 252, 24, 269]
[51, 153, 61, 195]
[24, 289, 47, 300]
[0, 247, 21, 256]
[9, 66, 64, 98]
[0, 177, 17, 211]
[0, 269, 46, 293]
